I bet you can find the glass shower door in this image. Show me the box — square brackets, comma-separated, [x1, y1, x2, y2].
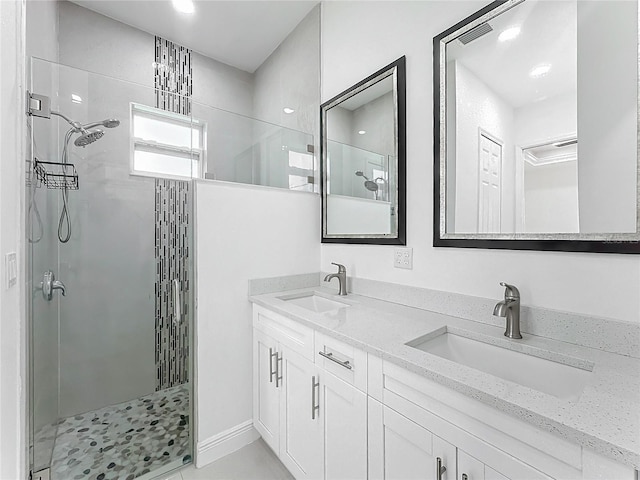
[28, 58, 194, 480]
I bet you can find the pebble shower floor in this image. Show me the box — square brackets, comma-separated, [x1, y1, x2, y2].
[40, 384, 190, 480]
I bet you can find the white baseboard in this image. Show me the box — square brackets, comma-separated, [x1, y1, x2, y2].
[195, 420, 260, 468]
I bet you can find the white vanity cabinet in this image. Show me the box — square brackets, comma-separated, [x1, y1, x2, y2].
[252, 302, 637, 480]
[253, 305, 368, 480]
[368, 399, 456, 480]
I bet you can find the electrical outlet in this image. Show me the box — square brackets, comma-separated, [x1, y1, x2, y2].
[394, 247, 413, 269]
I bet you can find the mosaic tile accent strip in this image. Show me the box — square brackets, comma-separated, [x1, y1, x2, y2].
[154, 36, 192, 116]
[154, 35, 193, 391]
[50, 384, 190, 480]
[155, 179, 191, 390]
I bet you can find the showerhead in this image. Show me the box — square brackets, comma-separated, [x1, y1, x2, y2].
[74, 128, 104, 147]
[354, 170, 378, 191]
[82, 118, 120, 130]
[363, 180, 379, 192]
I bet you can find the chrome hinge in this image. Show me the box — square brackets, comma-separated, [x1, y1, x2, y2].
[27, 92, 51, 118]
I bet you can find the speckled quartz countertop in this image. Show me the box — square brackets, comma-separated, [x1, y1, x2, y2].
[250, 287, 640, 469]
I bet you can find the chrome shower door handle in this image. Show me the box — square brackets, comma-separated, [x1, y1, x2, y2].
[173, 279, 181, 326]
[41, 270, 66, 300]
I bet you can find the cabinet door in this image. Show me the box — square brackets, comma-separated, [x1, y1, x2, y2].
[369, 401, 456, 480]
[458, 450, 485, 480]
[322, 371, 367, 480]
[253, 329, 280, 453]
[279, 346, 324, 479]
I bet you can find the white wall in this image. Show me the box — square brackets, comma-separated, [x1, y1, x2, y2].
[452, 61, 515, 233]
[514, 92, 578, 233]
[577, 1, 637, 234]
[321, 1, 640, 324]
[0, 0, 26, 478]
[195, 181, 319, 450]
[524, 161, 579, 233]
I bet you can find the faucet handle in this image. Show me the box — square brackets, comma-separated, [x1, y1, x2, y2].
[331, 262, 346, 273]
[500, 282, 520, 299]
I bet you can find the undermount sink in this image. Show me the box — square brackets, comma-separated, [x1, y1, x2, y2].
[408, 331, 592, 401]
[278, 292, 350, 313]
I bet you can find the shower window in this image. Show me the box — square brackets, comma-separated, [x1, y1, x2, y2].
[130, 103, 206, 179]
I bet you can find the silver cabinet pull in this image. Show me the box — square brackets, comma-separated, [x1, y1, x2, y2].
[319, 351, 353, 370]
[173, 278, 181, 326]
[436, 457, 446, 480]
[311, 375, 320, 420]
[269, 348, 277, 383]
[462, 474, 468, 480]
[276, 352, 283, 388]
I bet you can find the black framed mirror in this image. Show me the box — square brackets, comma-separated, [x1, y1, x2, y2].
[434, 0, 640, 253]
[321, 56, 406, 244]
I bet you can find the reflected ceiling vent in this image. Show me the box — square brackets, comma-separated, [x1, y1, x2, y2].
[553, 139, 578, 148]
[458, 23, 493, 45]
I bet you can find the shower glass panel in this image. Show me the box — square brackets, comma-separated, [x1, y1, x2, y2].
[28, 58, 194, 480]
[190, 101, 315, 191]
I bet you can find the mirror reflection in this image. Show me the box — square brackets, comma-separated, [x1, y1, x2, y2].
[441, 0, 638, 238]
[322, 57, 405, 243]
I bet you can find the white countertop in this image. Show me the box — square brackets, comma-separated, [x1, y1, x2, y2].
[250, 287, 640, 469]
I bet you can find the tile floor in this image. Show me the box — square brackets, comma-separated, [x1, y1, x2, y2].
[163, 439, 293, 480]
[47, 384, 191, 480]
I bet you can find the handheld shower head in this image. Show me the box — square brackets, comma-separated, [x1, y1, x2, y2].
[82, 118, 120, 130]
[74, 128, 104, 147]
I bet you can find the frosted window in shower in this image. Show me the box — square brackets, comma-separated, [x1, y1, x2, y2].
[130, 103, 205, 179]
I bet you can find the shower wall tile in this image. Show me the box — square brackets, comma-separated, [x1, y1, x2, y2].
[155, 179, 191, 390]
[154, 36, 193, 391]
[154, 36, 193, 116]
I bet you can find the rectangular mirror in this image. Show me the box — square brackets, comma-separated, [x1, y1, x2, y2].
[434, 0, 640, 253]
[321, 56, 406, 244]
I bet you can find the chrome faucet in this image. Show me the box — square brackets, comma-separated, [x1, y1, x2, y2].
[324, 263, 347, 296]
[493, 282, 522, 339]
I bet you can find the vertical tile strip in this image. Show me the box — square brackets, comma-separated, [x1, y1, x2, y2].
[154, 36, 193, 390]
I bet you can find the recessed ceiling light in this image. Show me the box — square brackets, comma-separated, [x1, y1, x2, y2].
[498, 26, 521, 42]
[529, 64, 551, 78]
[172, 0, 195, 14]
[71, 94, 82, 104]
[358, 130, 366, 135]
[283, 107, 295, 114]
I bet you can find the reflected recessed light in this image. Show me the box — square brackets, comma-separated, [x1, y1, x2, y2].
[358, 130, 366, 135]
[71, 94, 82, 104]
[283, 107, 295, 114]
[498, 26, 521, 42]
[172, 0, 195, 14]
[529, 64, 551, 78]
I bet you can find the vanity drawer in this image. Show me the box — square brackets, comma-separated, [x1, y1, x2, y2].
[315, 332, 367, 392]
[380, 361, 583, 479]
[253, 305, 315, 361]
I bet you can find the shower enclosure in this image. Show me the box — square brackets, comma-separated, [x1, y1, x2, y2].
[28, 59, 195, 480]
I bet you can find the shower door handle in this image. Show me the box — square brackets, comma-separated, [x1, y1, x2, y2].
[41, 270, 66, 300]
[173, 279, 182, 326]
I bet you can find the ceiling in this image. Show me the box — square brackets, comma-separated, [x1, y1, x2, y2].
[70, 0, 318, 73]
[447, 0, 577, 108]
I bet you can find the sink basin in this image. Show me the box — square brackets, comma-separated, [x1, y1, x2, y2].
[278, 292, 350, 313]
[408, 332, 592, 401]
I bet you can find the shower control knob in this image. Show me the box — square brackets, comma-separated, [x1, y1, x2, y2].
[41, 270, 66, 301]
